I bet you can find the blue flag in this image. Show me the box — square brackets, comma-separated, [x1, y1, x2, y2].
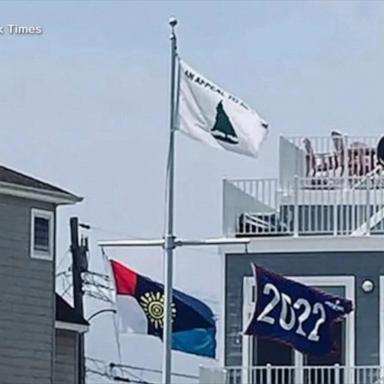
[111, 260, 216, 358]
[245, 264, 353, 355]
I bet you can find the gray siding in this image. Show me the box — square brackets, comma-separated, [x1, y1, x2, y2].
[0, 195, 56, 384]
[55, 330, 78, 384]
[225, 251, 382, 367]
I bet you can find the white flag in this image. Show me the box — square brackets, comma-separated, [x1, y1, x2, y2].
[177, 60, 269, 158]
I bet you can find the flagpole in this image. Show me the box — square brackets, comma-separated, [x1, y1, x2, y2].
[163, 16, 178, 384]
[98, 17, 253, 381]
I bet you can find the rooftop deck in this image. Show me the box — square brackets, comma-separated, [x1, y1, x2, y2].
[223, 134, 384, 238]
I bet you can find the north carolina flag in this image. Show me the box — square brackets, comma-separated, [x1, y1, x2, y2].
[111, 260, 216, 358]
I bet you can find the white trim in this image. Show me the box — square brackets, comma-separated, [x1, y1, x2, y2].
[380, 276, 384, 367]
[242, 274, 355, 369]
[242, 276, 255, 384]
[293, 276, 355, 369]
[220, 235, 384, 255]
[55, 320, 89, 333]
[30, 208, 54, 261]
[220, 252, 226, 366]
[0, 181, 82, 205]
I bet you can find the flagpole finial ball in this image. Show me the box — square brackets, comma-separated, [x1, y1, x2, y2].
[169, 17, 178, 28]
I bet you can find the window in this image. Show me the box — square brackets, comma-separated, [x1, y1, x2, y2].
[31, 209, 54, 260]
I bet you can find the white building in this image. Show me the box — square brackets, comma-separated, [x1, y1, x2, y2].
[201, 133, 384, 384]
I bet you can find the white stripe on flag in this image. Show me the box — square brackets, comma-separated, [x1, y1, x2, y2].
[116, 295, 148, 334]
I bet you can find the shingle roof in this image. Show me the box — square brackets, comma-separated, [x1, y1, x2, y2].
[0, 165, 81, 201]
[56, 294, 89, 326]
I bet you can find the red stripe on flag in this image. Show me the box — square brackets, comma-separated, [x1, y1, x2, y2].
[110, 260, 138, 296]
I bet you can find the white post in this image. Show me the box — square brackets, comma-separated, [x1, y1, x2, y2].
[293, 175, 299, 237]
[334, 363, 340, 384]
[366, 177, 371, 236]
[242, 277, 253, 384]
[162, 16, 178, 384]
[266, 364, 272, 384]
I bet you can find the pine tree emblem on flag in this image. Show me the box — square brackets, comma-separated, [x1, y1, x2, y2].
[211, 101, 239, 145]
[177, 60, 268, 158]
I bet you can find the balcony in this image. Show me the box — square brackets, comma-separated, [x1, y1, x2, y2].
[222, 132, 384, 238]
[223, 176, 384, 238]
[199, 365, 384, 384]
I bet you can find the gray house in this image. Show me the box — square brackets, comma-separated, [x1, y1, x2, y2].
[201, 134, 384, 384]
[0, 165, 88, 384]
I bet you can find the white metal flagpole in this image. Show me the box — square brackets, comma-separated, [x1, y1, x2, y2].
[163, 16, 178, 384]
[98, 17, 252, 383]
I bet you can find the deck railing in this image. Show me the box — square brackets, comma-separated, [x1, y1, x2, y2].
[231, 175, 384, 237]
[199, 365, 384, 384]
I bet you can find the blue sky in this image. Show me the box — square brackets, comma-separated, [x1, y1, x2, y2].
[1, 1, 384, 382]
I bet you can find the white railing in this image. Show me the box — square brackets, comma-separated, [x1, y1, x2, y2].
[199, 365, 384, 384]
[231, 176, 384, 237]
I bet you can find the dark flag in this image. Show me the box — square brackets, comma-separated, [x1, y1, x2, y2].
[245, 264, 353, 355]
[111, 260, 216, 358]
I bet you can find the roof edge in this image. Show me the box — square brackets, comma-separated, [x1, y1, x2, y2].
[55, 320, 89, 334]
[0, 181, 83, 205]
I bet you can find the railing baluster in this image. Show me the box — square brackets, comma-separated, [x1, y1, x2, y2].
[334, 364, 340, 384]
[266, 364, 271, 384]
[293, 176, 299, 237]
[366, 177, 371, 236]
[322, 178, 325, 233]
[351, 180, 356, 234]
[345, 188, 350, 235]
[308, 179, 312, 234]
[334, 181, 338, 236]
